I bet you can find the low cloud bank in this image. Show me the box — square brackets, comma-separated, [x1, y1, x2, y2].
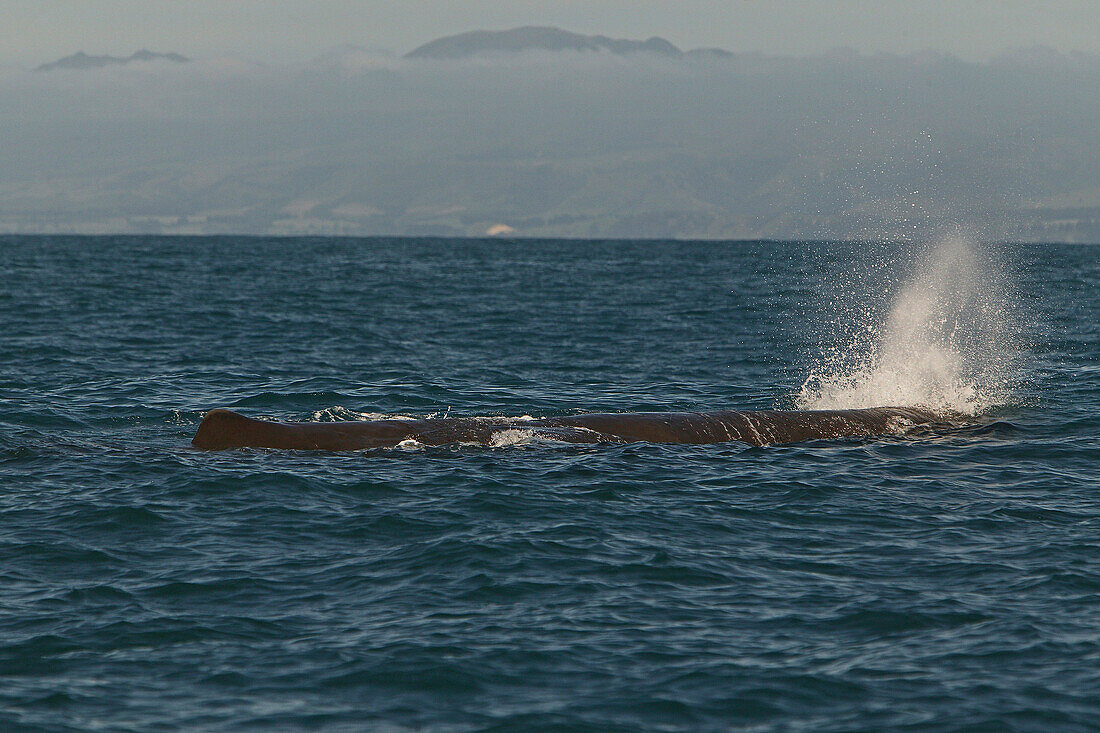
[2, 46, 1098, 240]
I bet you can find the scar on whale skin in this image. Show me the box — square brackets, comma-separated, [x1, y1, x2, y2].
[191, 406, 944, 451]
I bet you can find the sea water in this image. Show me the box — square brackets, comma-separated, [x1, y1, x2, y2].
[1, 235, 1097, 731]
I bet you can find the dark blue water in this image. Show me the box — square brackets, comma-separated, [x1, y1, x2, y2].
[2, 235, 1097, 731]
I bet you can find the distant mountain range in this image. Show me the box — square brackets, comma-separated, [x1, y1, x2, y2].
[12, 31, 1099, 242]
[36, 49, 189, 72]
[406, 26, 731, 60]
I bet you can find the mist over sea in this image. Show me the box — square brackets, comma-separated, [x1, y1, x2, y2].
[2, 234, 1098, 731]
[4, 44, 1100, 242]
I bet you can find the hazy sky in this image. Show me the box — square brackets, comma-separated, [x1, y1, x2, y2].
[5, 0, 1100, 66]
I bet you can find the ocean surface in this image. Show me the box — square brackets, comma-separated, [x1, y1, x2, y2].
[2, 234, 1097, 731]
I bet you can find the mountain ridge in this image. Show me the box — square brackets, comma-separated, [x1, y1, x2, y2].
[406, 26, 684, 59]
[36, 49, 189, 72]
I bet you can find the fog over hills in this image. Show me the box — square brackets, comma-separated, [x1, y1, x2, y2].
[36, 50, 189, 72]
[4, 30, 1099, 241]
[406, 27, 683, 59]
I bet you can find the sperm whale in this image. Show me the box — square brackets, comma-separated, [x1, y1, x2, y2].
[191, 406, 943, 450]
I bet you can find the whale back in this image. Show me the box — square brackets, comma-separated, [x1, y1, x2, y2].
[192, 406, 944, 451]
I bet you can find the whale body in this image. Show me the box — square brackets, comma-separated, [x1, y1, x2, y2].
[191, 406, 943, 451]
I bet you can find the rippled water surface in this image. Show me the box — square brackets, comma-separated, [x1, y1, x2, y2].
[2, 236, 1098, 731]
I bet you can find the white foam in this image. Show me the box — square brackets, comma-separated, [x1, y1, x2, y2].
[795, 232, 1021, 417]
[311, 406, 417, 422]
[486, 427, 595, 448]
[487, 429, 542, 447]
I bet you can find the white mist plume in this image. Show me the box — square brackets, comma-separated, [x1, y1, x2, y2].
[795, 233, 1021, 416]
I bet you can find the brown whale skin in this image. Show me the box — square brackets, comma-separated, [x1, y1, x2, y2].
[191, 406, 942, 451]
